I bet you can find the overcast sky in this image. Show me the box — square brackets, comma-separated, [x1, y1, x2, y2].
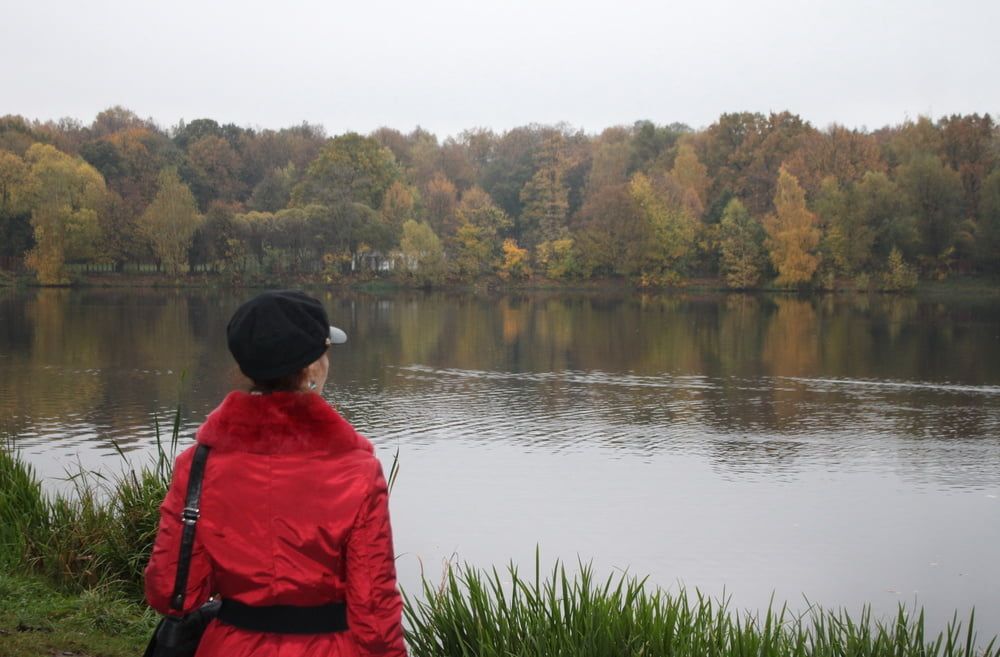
[3, 0, 998, 138]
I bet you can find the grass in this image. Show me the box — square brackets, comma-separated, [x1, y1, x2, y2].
[2, 414, 998, 656]
[0, 409, 179, 598]
[0, 572, 157, 657]
[404, 557, 999, 657]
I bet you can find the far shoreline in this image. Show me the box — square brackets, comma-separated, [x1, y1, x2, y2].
[3, 270, 1000, 297]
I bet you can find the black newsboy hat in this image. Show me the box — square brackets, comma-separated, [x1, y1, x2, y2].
[227, 290, 347, 381]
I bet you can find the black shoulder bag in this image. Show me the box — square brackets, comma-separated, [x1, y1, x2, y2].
[144, 444, 220, 657]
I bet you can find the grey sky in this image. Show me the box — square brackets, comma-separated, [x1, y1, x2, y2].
[3, 0, 998, 138]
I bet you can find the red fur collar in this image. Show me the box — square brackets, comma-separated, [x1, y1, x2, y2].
[196, 391, 372, 455]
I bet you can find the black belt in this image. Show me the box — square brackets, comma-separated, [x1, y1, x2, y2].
[217, 600, 348, 634]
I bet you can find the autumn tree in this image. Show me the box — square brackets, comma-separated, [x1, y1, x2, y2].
[670, 143, 710, 210]
[292, 133, 398, 209]
[884, 116, 943, 168]
[456, 186, 512, 239]
[449, 186, 511, 278]
[783, 125, 884, 199]
[587, 129, 630, 192]
[629, 120, 688, 173]
[480, 126, 545, 222]
[0, 115, 39, 155]
[938, 114, 996, 218]
[0, 149, 32, 257]
[249, 163, 297, 212]
[517, 132, 581, 246]
[184, 134, 244, 206]
[718, 198, 766, 288]
[423, 172, 458, 237]
[498, 238, 531, 281]
[399, 219, 445, 285]
[98, 191, 148, 270]
[628, 172, 698, 280]
[139, 168, 203, 275]
[22, 144, 106, 283]
[574, 184, 646, 277]
[763, 167, 820, 286]
[404, 128, 442, 188]
[90, 106, 156, 138]
[379, 181, 417, 235]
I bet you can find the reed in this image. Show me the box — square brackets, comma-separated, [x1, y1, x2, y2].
[0, 414, 176, 597]
[403, 556, 998, 657]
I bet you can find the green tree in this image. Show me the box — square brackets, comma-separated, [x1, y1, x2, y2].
[0, 149, 32, 257]
[480, 126, 556, 225]
[249, 163, 297, 212]
[456, 186, 512, 240]
[184, 134, 244, 206]
[814, 177, 873, 275]
[292, 133, 398, 209]
[880, 247, 918, 291]
[718, 198, 766, 288]
[449, 222, 493, 280]
[518, 134, 572, 245]
[763, 167, 820, 286]
[535, 238, 579, 280]
[586, 130, 630, 192]
[399, 219, 445, 285]
[97, 190, 148, 270]
[854, 171, 915, 261]
[977, 170, 1000, 272]
[628, 172, 698, 280]
[138, 168, 203, 275]
[895, 153, 965, 262]
[575, 184, 646, 277]
[22, 144, 106, 284]
[448, 187, 512, 278]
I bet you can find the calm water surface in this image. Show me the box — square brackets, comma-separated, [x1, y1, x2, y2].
[2, 288, 999, 635]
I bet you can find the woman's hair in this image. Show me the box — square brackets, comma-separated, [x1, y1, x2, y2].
[251, 368, 307, 393]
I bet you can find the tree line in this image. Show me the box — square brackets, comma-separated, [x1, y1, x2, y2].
[1, 107, 998, 288]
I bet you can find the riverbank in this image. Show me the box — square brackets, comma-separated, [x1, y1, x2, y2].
[3, 268, 1000, 297]
[0, 573, 155, 657]
[4, 568, 997, 657]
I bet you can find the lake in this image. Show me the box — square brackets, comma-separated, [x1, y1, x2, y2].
[2, 287, 999, 636]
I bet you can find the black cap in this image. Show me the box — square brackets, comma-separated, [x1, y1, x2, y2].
[226, 290, 346, 381]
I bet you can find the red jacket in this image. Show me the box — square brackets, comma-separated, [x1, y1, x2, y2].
[145, 391, 407, 657]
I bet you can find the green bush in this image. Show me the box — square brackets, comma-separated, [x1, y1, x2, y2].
[881, 248, 918, 292]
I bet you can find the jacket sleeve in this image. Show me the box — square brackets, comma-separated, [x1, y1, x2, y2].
[144, 446, 214, 615]
[345, 458, 407, 657]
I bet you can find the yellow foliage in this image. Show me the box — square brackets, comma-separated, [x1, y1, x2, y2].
[139, 168, 203, 276]
[763, 167, 820, 286]
[535, 238, 577, 280]
[670, 143, 709, 210]
[628, 172, 698, 277]
[23, 144, 106, 284]
[499, 238, 531, 281]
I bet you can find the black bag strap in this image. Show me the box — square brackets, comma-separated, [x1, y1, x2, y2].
[169, 443, 210, 611]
